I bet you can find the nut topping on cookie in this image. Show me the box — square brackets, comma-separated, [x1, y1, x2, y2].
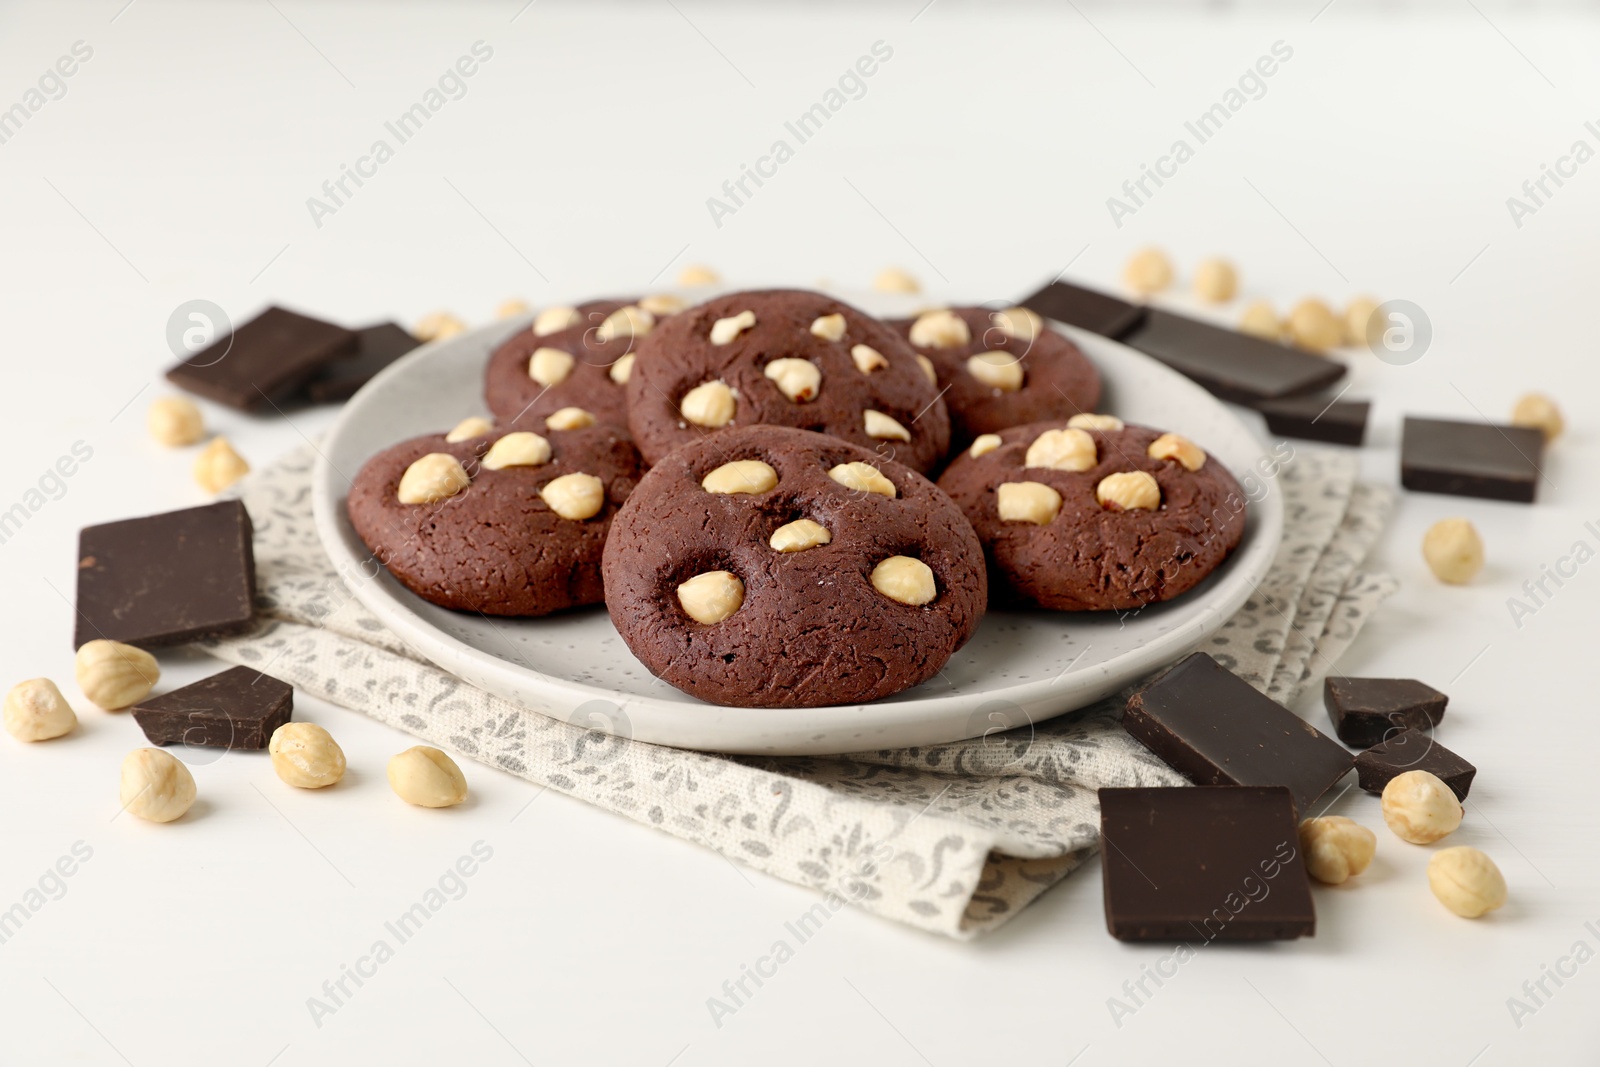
[710, 310, 756, 345]
[1096, 471, 1161, 511]
[968, 433, 1002, 458]
[810, 314, 847, 342]
[997, 481, 1062, 525]
[546, 407, 596, 430]
[481, 431, 552, 470]
[529, 347, 575, 386]
[991, 306, 1043, 342]
[1147, 432, 1207, 471]
[541, 472, 606, 520]
[908, 309, 971, 349]
[639, 294, 686, 317]
[681, 380, 737, 427]
[915, 354, 937, 385]
[864, 410, 911, 442]
[764, 358, 822, 403]
[608, 353, 635, 384]
[533, 305, 580, 336]
[398, 453, 470, 504]
[445, 416, 493, 443]
[1024, 428, 1096, 472]
[1068, 413, 1124, 432]
[871, 556, 937, 606]
[702, 460, 778, 495]
[966, 351, 1024, 392]
[677, 570, 745, 624]
[769, 518, 832, 553]
[829, 462, 896, 498]
[851, 344, 889, 374]
[597, 305, 654, 342]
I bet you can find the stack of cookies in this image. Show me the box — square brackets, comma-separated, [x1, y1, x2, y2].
[348, 288, 1247, 708]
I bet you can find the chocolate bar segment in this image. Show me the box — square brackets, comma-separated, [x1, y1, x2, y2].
[1018, 280, 1146, 339]
[166, 306, 358, 411]
[304, 322, 421, 403]
[74, 500, 256, 650]
[1099, 786, 1314, 942]
[1124, 652, 1353, 815]
[1324, 676, 1447, 748]
[132, 666, 292, 749]
[1400, 416, 1544, 503]
[1355, 729, 1476, 800]
[1258, 395, 1369, 446]
[1121, 309, 1346, 404]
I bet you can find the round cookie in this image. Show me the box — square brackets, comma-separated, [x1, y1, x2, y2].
[484, 295, 685, 429]
[937, 419, 1246, 611]
[348, 422, 641, 616]
[602, 425, 986, 707]
[625, 290, 951, 474]
[888, 305, 1102, 447]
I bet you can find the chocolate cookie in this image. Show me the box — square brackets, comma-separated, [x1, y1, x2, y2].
[347, 422, 641, 616]
[625, 290, 951, 474]
[937, 418, 1246, 611]
[602, 426, 986, 707]
[484, 295, 685, 429]
[888, 305, 1102, 447]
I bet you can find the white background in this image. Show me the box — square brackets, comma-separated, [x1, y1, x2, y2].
[2, 1, 1598, 1064]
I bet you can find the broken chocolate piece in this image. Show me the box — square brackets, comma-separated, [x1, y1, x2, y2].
[166, 306, 358, 411]
[303, 322, 421, 403]
[1121, 309, 1346, 404]
[74, 500, 256, 650]
[1355, 729, 1476, 800]
[1258, 394, 1370, 446]
[1324, 676, 1448, 748]
[131, 666, 292, 749]
[1124, 652, 1353, 815]
[1018, 280, 1147, 339]
[1400, 416, 1544, 503]
[1099, 785, 1315, 942]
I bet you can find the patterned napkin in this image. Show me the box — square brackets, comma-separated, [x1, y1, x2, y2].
[200, 443, 1396, 940]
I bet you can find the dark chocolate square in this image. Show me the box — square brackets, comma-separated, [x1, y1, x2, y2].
[1018, 280, 1147, 339]
[74, 500, 256, 650]
[1257, 395, 1370, 446]
[1355, 729, 1476, 800]
[1324, 676, 1447, 748]
[1099, 786, 1315, 942]
[132, 666, 292, 749]
[1400, 416, 1544, 503]
[1124, 652, 1353, 815]
[166, 306, 358, 411]
[303, 322, 421, 403]
[1121, 309, 1347, 404]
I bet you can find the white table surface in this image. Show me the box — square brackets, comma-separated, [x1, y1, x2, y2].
[2, 2, 1597, 1064]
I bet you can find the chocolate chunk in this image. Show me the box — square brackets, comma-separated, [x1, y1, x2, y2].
[1124, 652, 1353, 815]
[1017, 280, 1147, 339]
[1400, 416, 1544, 503]
[131, 666, 292, 749]
[1355, 728, 1476, 800]
[1099, 786, 1315, 942]
[303, 322, 421, 403]
[1257, 395, 1370, 446]
[1120, 309, 1346, 404]
[166, 306, 358, 411]
[1324, 676, 1447, 748]
[74, 500, 256, 650]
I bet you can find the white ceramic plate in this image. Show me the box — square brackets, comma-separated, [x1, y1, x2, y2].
[311, 305, 1282, 755]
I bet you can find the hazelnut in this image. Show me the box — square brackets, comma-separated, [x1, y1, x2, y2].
[810, 314, 847, 342]
[4, 678, 77, 741]
[1096, 471, 1161, 511]
[967, 351, 1024, 392]
[387, 746, 468, 808]
[1025, 428, 1095, 472]
[1344, 296, 1382, 347]
[528, 346, 575, 386]
[269, 722, 346, 789]
[1511, 392, 1563, 441]
[1147, 432, 1206, 471]
[397, 453, 470, 504]
[480, 431, 552, 470]
[1239, 300, 1282, 340]
[596, 305, 654, 342]
[678, 264, 720, 287]
[120, 748, 197, 822]
[496, 298, 530, 319]
[608, 353, 635, 385]
[997, 481, 1062, 525]
[829, 462, 896, 498]
[908, 309, 970, 349]
[702, 459, 778, 495]
[1381, 770, 1464, 844]
[968, 434, 1002, 458]
[991, 306, 1042, 342]
[870, 556, 937, 606]
[1287, 298, 1342, 352]
[1067, 413, 1124, 432]
[533, 305, 580, 336]
[445, 416, 493, 443]
[75, 639, 159, 710]
[415, 311, 467, 341]
[638, 294, 686, 317]
[764, 358, 822, 403]
[1422, 518, 1484, 585]
[1428, 847, 1507, 918]
[681, 381, 737, 428]
[677, 570, 744, 624]
[915, 355, 938, 385]
[1122, 247, 1173, 295]
[851, 344, 888, 374]
[194, 437, 249, 495]
[864, 410, 911, 442]
[1193, 258, 1238, 303]
[770, 519, 832, 553]
[1297, 816, 1376, 885]
[545, 406, 596, 431]
[873, 267, 920, 294]
[540, 472, 605, 520]
[147, 396, 204, 447]
[709, 309, 756, 345]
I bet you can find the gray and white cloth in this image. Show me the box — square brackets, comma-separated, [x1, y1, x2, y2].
[200, 444, 1396, 940]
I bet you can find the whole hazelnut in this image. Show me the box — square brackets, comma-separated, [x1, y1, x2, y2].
[1122, 247, 1173, 295]
[4, 678, 77, 741]
[1344, 296, 1382, 347]
[120, 748, 197, 823]
[870, 556, 937, 606]
[269, 722, 346, 789]
[147, 396, 204, 447]
[678, 264, 721, 287]
[873, 267, 920, 294]
[1297, 816, 1376, 885]
[194, 437, 250, 495]
[415, 311, 467, 341]
[1510, 392, 1563, 442]
[387, 746, 468, 808]
[1422, 518, 1484, 585]
[1239, 300, 1282, 340]
[677, 571, 745, 623]
[1428, 847, 1507, 918]
[75, 639, 159, 710]
[1287, 298, 1342, 352]
[1192, 258, 1238, 303]
[1381, 770, 1463, 844]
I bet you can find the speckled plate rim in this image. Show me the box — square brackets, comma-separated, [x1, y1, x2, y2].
[311, 310, 1282, 755]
